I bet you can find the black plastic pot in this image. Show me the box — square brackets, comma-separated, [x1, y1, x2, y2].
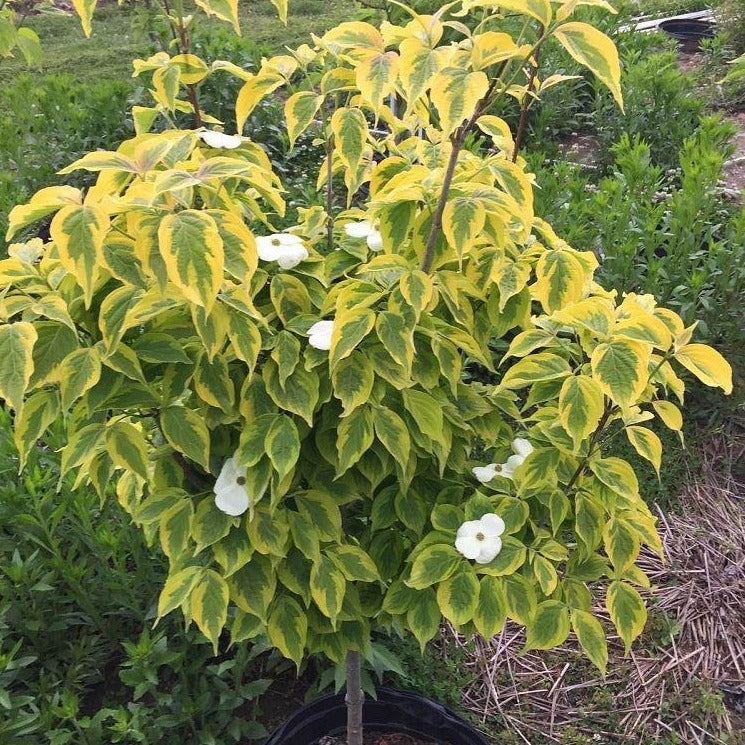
[658, 19, 715, 52]
[264, 687, 492, 745]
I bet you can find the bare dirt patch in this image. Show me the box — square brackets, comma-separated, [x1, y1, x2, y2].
[677, 50, 705, 74]
[723, 113, 745, 193]
[557, 133, 601, 168]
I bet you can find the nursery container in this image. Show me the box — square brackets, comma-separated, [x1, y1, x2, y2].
[264, 687, 492, 745]
[658, 19, 715, 52]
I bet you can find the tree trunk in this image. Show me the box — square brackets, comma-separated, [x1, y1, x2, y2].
[345, 650, 364, 745]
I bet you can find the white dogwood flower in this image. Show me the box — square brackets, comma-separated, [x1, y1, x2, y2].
[472, 438, 534, 482]
[307, 320, 334, 350]
[344, 220, 383, 251]
[455, 514, 506, 564]
[214, 455, 251, 516]
[256, 233, 309, 269]
[198, 130, 243, 149]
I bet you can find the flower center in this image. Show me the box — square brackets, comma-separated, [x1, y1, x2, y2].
[271, 238, 281, 246]
[236, 476, 246, 486]
[476, 532, 485, 541]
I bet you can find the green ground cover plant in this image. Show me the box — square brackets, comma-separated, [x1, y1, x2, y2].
[531, 118, 745, 392]
[0, 413, 286, 744]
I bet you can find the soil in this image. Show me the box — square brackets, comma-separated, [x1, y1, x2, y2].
[722, 112, 745, 193]
[677, 50, 705, 74]
[319, 732, 451, 745]
[557, 133, 601, 168]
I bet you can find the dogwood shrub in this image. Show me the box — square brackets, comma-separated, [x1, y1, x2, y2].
[0, 0, 732, 689]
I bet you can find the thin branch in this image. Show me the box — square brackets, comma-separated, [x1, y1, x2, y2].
[419, 72, 504, 274]
[164, 0, 203, 128]
[512, 31, 543, 162]
[419, 27, 550, 275]
[419, 133, 464, 274]
[564, 402, 615, 493]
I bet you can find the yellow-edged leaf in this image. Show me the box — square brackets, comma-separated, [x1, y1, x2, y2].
[0, 322, 37, 413]
[50, 204, 109, 307]
[591, 339, 650, 409]
[284, 91, 323, 149]
[442, 196, 485, 257]
[524, 600, 570, 650]
[106, 420, 150, 480]
[71, 0, 97, 36]
[626, 426, 662, 475]
[268, 595, 307, 664]
[571, 609, 608, 673]
[329, 307, 376, 368]
[195, 0, 240, 33]
[59, 347, 102, 411]
[674, 343, 733, 394]
[553, 22, 623, 109]
[607, 580, 646, 653]
[651, 400, 682, 431]
[398, 37, 443, 108]
[431, 67, 489, 136]
[5, 185, 81, 241]
[158, 210, 224, 310]
[559, 375, 604, 449]
[160, 405, 211, 469]
[13, 388, 59, 470]
[464, 0, 551, 26]
[191, 569, 229, 653]
[356, 51, 399, 113]
[533, 249, 587, 313]
[437, 568, 479, 627]
[331, 107, 369, 174]
[157, 566, 204, 619]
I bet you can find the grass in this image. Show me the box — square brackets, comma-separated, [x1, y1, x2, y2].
[620, 0, 715, 17]
[0, 6, 141, 83]
[0, 0, 349, 84]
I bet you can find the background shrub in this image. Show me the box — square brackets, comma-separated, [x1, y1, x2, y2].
[0, 75, 133, 251]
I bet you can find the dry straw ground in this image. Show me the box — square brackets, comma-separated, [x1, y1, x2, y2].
[450, 423, 745, 744]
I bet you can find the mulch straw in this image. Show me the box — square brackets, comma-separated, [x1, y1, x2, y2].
[449, 427, 745, 744]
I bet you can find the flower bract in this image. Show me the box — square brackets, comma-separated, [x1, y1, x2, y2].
[344, 220, 383, 251]
[214, 455, 251, 516]
[472, 438, 534, 482]
[198, 130, 243, 149]
[307, 320, 334, 350]
[472, 463, 498, 483]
